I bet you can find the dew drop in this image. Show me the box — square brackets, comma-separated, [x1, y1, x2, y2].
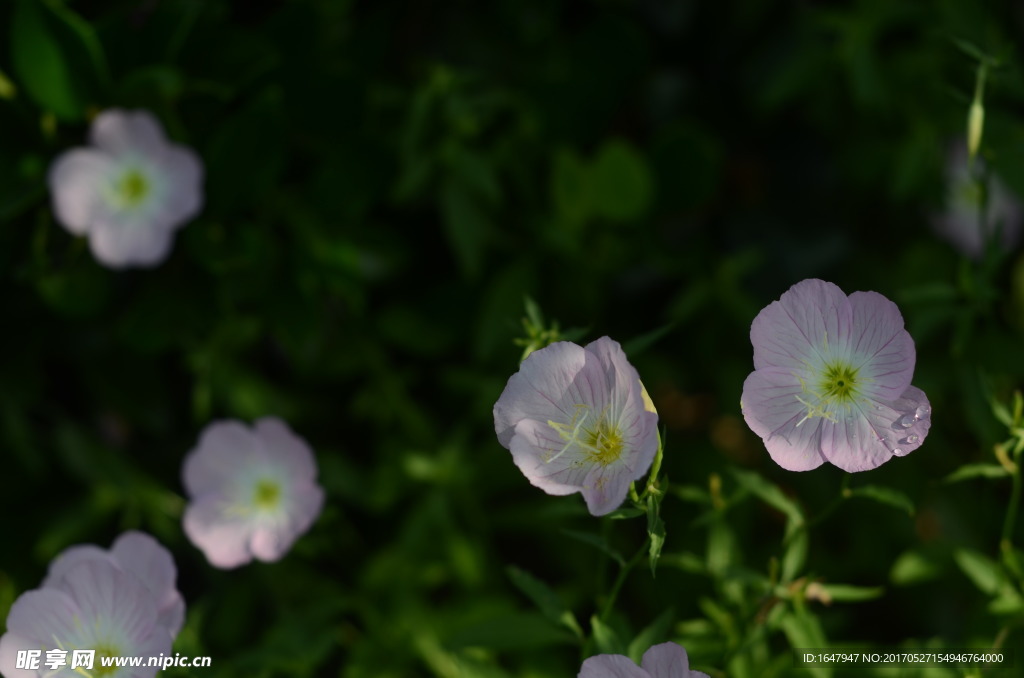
[892, 414, 915, 429]
[899, 434, 919, 445]
[892, 448, 903, 455]
[915, 404, 930, 419]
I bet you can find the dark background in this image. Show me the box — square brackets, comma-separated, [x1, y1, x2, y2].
[2, 1, 1024, 676]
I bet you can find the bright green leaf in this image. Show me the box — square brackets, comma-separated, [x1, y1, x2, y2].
[590, 615, 626, 655]
[944, 463, 1009, 483]
[845, 485, 914, 516]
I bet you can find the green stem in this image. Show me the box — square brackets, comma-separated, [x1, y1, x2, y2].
[1000, 454, 1022, 547]
[600, 537, 650, 622]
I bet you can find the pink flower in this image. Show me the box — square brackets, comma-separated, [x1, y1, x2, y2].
[48, 109, 203, 268]
[0, 559, 172, 678]
[741, 279, 931, 472]
[579, 642, 710, 678]
[41, 531, 184, 639]
[493, 336, 659, 516]
[182, 417, 325, 569]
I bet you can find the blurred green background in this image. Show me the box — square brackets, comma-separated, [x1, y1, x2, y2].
[3, 0, 1024, 676]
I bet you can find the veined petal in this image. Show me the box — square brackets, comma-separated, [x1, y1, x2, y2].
[578, 654, 650, 678]
[60, 561, 158, 648]
[844, 291, 915, 399]
[641, 642, 699, 678]
[581, 462, 632, 516]
[509, 418, 593, 496]
[110, 531, 183, 637]
[741, 370, 827, 471]
[4, 589, 85, 649]
[494, 341, 589, 448]
[42, 545, 112, 589]
[820, 386, 931, 470]
[750, 279, 848, 372]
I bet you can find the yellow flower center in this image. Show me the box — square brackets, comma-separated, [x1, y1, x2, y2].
[253, 479, 282, 509]
[795, 360, 863, 426]
[116, 169, 150, 208]
[547, 405, 625, 467]
[91, 643, 120, 677]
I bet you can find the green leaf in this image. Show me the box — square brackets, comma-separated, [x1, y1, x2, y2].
[551, 148, 590, 225]
[780, 609, 832, 678]
[606, 507, 645, 520]
[560, 529, 625, 567]
[587, 139, 653, 222]
[506, 566, 583, 638]
[590, 615, 626, 655]
[647, 493, 666, 576]
[622, 322, 676, 357]
[440, 178, 490, 278]
[844, 485, 914, 516]
[706, 516, 735, 576]
[728, 467, 803, 525]
[954, 548, 1003, 595]
[817, 584, 885, 602]
[627, 608, 674, 664]
[944, 463, 1009, 483]
[445, 611, 577, 651]
[781, 528, 808, 583]
[890, 549, 944, 586]
[658, 551, 705, 574]
[11, 0, 107, 120]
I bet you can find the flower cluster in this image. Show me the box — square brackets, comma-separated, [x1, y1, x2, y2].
[0, 532, 182, 678]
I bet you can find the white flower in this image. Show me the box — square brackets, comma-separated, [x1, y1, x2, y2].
[0, 560, 171, 678]
[48, 109, 203, 268]
[182, 418, 326, 569]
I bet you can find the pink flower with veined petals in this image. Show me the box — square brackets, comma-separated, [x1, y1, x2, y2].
[182, 417, 325, 569]
[41, 530, 184, 639]
[741, 279, 931, 472]
[493, 336, 659, 516]
[579, 642, 710, 678]
[0, 559, 171, 678]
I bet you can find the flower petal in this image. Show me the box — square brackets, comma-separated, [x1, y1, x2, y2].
[153, 145, 204, 227]
[90, 109, 167, 157]
[494, 341, 589, 448]
[3, 589, 84, 648]
[578, 654, 650, 678]
[183, 420, 258, 497]
[509, 418, 593, 496]
[88, 220, 175, 269]
[0, 631, 41, 677]
[820, 386, 931, 471]
[580, 462, 633, 516]
[750, 279, 848, 373]
[252, 417, 319, 483]
[844, 291, 914, 399]
[41, 544, 112, 589]
[183, 494, 255, 569]
[741, 369, 826, 471]
[110, 531, 184, 637]
[59, 560, 159, 649]
[47, 149, 117, 235]
[640, 642, 689, 677]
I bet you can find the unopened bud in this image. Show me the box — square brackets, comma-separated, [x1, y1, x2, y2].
[968, 98, 984, 162]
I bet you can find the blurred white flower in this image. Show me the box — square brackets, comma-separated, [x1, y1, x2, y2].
[48, 109, 203, 269]
[931, 143, 1021, 259]
[182, 418, 325, 569]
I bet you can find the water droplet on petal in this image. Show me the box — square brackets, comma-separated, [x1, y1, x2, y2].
[892, 448, 902, 455]
[915, 405, 930, 419]
[892, 414, 915, 429]
[899, 434, 919, 445]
